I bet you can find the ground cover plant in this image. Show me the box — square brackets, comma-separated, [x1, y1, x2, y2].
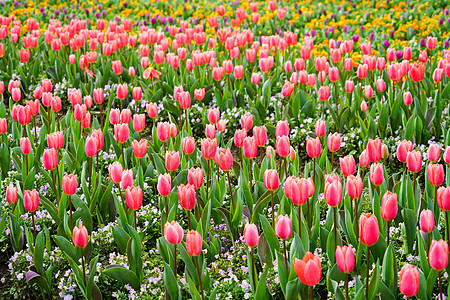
[1, 0, 450, 299]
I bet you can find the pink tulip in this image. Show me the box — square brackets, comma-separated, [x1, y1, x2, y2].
[157, 173, 172, 197]
[396, 140, 413, 162]
[428, 164, 444, 187]
[276, 136, 290, 157]
[406, 151, 422, 173]
[114, 124, 129, 143]
[315, 120, 326, 137]
[419, 209, 435, 233]
[182, 137, 195, 155]
[324, 178, 342, 207]
[188, 168, 203, 190]
[62, 174, 78, 196]
[340, 155, 355, 177]
[215, 148, 233, 171]
[201, 138, 217, 160]
[164, 221, 184, 244]
[335, 245, 355, 274]
[24, 189, 39, 212]
[437, 187, 450, 211]
[186, 230, 202, 256]
[275, 215, 292, 240]
[346, 175, 363, 199]
[244, 223, 259, 247]
[165, 151, 180, 171]
[359, 213, 379, 246]
[294, 252, 322, 286]
[73, 223, 89, 248]
[428, 143, 441, 162]
[243, 136, 258, 159]
[120, 170, 134, 190]
[381, 191, 398, 221]
[399, 264, 420, 297]
[178, 184, 196, 211]
[42, 148, 58, 170]
[369, 163, 384, 186]
[327, 133, 341, 152]
[263, 169, 280, 191]
[132, 140, 147, 159]
[429, 239, 449, 271]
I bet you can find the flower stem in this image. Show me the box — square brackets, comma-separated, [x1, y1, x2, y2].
[173, 244, 177, 278]
[366, 247, 370, 300]
[345, 273, 349, 300]
[194, 256, 205, 300]
[134, 210, 137, 231]
[334, 206, 338, 248]
[69, 195, 73, 229]
[227, 172, 234, 213]
[81, 246, 86, 286]
[298, 205, 302, 239]
[31, 211, 36, 245]
[250, 246, 257, 291]
[271, 191, 275, 228]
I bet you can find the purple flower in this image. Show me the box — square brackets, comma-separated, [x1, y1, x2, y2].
[383, 40, 390, 48]
[396, 51, 403, 60]
[160, 16, 166, 25]
[352, 35, 359, 42]
[344, 25, 349, 32]
[311, 29, 316, 37]
[369, 32, 375, 41]
[420, 38, 426, 48]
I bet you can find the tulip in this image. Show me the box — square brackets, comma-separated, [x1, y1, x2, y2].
[420, 209, 435, 233]
[125, 185, 143, 211]
[347, 174, 363, 200]
[156, 122, 170, 144]
[444, 147, 450, 164]
[345, 80, 355, 93]
[399, 264, 420, 298]
[315, 120, 326, 137]
[428, 164, 444, 187]
[403, 92, 413, 106]
[276, 136, 290, 157]
[164, 221, 183, 245]
[165, 151, 180, 171]
[132, 114, 146, 133]
[42, 148, 57, 171]
[20, 137, 31, 156]
[178, 184, 196, 212]
[281, 81, 294, 97]
[114, 124, 130, 144]
[243, 137, 257, 159]
[62, 174, 78, 196]
[240, 114, 253, 131]
[263, 169, 280, 191]
[327, 133, 341, 152]
[276, 120, 289, 138]
[360, 101, 368, 112]
[132, 140, 147, 159]
[109, 162, 123, 184]
[215, 148, 233, 171]
[306, 137, 321, 159]
[207, 108, 220, 124]
[0, 118, 6, 135]
[188, 168, 203, 190]
[294, 251, 322, 294]
[244, 223, 259, 247]
[253, 126, 267, 147]
[234, 129, 247, 148]
[396, 140, 413, 163]
[146, 103, 158, 119]
[340, 155, 355, 176]
[120, 109, 132, 124]
[381, 144, 389, 159]
[6, 185, 17, 205]
[182, 137, 195, 155]
[186, 230, 202, 256]
[428, 239, 449, 297]
[201, 138, 217, 161]
[369, 163, 384, 186]
[407, 151, 422, 173]
[205, 124, 216, 139]
[428, 143, 441, 162]
[109, 108, 120, 125]
[24, 189, 39, 212]
[73, 223, 89, 248]
[275, 215, 292, 240]
[318, 86, 330, 101]
[85, 136, 97, 157]
[120, 170, 133, 191]
[367, 138, 381, 163]
[336, 245, 355, 275]
[359, 213, 379, 298]
[437, 186, 450, 211]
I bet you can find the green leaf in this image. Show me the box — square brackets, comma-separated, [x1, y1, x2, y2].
[254, 269, 269, 299]
[164, 262, 180, 300]
[259, 215, 281, 256]
[103, 266, 141, 290]
[54, 235, 79, 263]
[381, 244, 394, 290]
[34, 231, 45, 275]
[402, 208, 417, 253]
[111, 226, 130, 254]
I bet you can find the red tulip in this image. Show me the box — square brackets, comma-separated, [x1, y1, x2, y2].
[315, 120, 326, 137]
[207, 108, 220, 124]
[409, 63, 425, 82]
[62, 174, 78, 196]
[120, 170, 134, 190]
[132, 140, 147, 158]
[367, 138, 381, 163]
[240, 114, 253, 131]
[263, 169, 280, 191]
[294, 252, 322, 286]
[275, 215, 292, 240]
[381, 191, 398, 221]
[42, 148, 57, 170]
[114, 124, 129, 143]
[243, 137, 258, 159]
[335, 245, 355, 274]
[428, 164, 444, 187]
[253, 126, 268, 147]
[133, 114, 146, 133]
[85, 135, 97, 157]
[359, 213, 379, 246]
[188, 168, 203, 190]
[276, 136, 290, 157]
[215, 148, 233, 171]
[396, 140, 413, 162]
[165, 151, 180, 171]
[73, 223, 89, 248]
[109, 162, 123, 183]
[201, 138, 217, 160]
[244, 223, 259, 247]
[419, 209, 435, 233]
[275, 121, 289, 138]
[20, 137, 31, 155]
[327, 133, 341, 152]
[186, 230, 202, 256]
[23, 189, 39, 212]
[178, 184, 196, 210]
[324, 178, 342, 207]
[340, 155, 355, 176]
[125, 185, 143, 210]
[437, 187, 450, 211]
[428, 239, 449, 271]
[346, 175, 363, 199]
[182, 137, 195, 155]
[399, 264, 420, 297]
[428, 143, 441, 162]
[157, 173, 172, 197]
[164, 221, 184, 244]
[6, 185, 17, 204]
[406, 151, 422, 173]
[146, 103, 158, 118]
[369, 163, 384, 186]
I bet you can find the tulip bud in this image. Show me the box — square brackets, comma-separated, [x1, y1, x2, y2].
[164, 221, 184, 244]
[6, 185, 17, 204]
[244, 223, 259, 247]
[399, 264, 420, 298]
[73, 223, 89, 248]
[294, 252, 322, 286]
[125, 185, 143, 211]
[429, 239, 449, 271]
[275, 215, 292, 240]
[419, 209, 435, 233]
[186, 230, 202, 256]
[381, 191, 398, 221]
[23, 189, 39, 212]
[335, 245, 355, 274]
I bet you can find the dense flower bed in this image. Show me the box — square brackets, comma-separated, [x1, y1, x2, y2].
[1, 0, 450, 299]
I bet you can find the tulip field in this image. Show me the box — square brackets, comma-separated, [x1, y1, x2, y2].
[3, 0, 450, 299]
